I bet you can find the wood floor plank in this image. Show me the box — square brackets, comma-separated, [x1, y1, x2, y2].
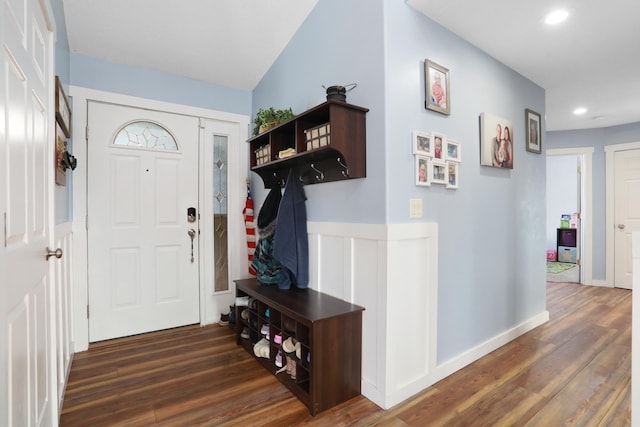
[60, 282, 631, 426]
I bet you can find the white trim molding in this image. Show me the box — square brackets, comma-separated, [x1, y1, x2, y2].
[69, 86, 249, 351]
[306, 221, 439, 409]
[546, 147, 594, 285]
[305, 221, 549, 409]
[53, 222, 74, 412]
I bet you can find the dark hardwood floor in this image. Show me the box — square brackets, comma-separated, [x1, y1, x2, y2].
[60, 281, 631, 426]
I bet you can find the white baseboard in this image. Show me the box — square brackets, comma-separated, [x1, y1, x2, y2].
[590, 279, 611, 288]
[381, 310, 550, 409]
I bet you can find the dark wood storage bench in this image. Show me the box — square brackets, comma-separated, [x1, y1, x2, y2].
[234, 278, 365, 415]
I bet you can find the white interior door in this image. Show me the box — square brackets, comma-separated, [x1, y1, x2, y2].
[2, 0, 56, 424]
[88, 101, 200, 342]
[614, 149, 640, 289]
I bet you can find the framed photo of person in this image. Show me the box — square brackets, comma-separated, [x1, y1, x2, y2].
[425, 59, 450, 115]
[431, 160, 447, 185]
[445, 139, 461, 162]
[525, 108, 542, 154]
[412, 131, 432, 156]
[479, 112, 514, 169]
[415, 155, 430, 186]
[446, 161, 459, 189]
[431, 132, 446, 160]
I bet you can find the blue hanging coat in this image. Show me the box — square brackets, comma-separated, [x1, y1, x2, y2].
[251, 187, 282, 285]
[273, 169, 309, 289]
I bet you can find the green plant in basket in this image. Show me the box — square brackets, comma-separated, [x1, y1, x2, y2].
[253, 107, 294, 136]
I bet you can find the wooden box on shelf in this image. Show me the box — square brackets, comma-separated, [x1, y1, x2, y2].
[248, 100, 368, 188]
[234, 278, 365, 416]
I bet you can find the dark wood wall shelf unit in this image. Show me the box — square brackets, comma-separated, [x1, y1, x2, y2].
[248, 100, 368, 188]
[234, 278, 364, 416]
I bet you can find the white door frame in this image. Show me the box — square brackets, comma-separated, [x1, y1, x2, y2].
[605, 141, 640, 288]
[69, 86, 249, 352]
[546, 147, 594, 286]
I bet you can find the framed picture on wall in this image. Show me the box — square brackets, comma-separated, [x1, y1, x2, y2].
[525, 108, 542, 154]
[445, 139, 461, 162]
[446, 161, 459, 189]
[479, 112, 514, 169]
[415, 155, 430, 186]
[55, 76, 71, 138]
[431, 160, 447, 185]
[431, 132, 445, 160]
[413, 131, 432, 156]
[425, 59, 450, 115]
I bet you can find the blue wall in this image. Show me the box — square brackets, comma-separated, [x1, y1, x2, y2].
[390, 2, 547, 362]
[50, 0, 253, 223]
[546, 155, 579, 250]
[252, 0, 387, 223]
[70, 54, 251, 117]
[254, 0, 547, 364]
[547, 121, 640, 281]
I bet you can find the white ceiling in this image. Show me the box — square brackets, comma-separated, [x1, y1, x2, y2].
[407, 0, 640, 131]
[63, 0, 640, 131]
[62, 0, 318, 92]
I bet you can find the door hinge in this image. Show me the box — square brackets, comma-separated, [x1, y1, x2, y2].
[3, 212, 7, 247]
[577, 212, 582, 220]
[199, 118, 205, 129]
[85, 214, 89, 230]
[577, 165, 581, 174]
[85, 125, 89, 141]
[87, 305, 90, 319]
[577, 259, 581, 266]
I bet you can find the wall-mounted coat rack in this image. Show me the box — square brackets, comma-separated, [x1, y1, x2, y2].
[247, 100, 368, 189]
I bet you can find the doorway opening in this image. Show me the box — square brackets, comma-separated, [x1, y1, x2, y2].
[546, 148, 594, 285]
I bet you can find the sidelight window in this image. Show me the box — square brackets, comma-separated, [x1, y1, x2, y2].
[213, 134, 228, 292]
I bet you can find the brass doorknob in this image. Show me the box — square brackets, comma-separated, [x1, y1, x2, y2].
[45, 247, 63, 260]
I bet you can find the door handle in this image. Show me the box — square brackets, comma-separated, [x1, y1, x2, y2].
[45, 247, 63, 260]
[188, 229, 196, 263]
[617, 224, 625, 230]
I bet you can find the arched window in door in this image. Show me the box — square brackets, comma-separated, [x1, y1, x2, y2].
[113, 121, 178, 151]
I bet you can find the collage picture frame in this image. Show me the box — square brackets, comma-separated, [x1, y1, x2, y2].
[413, 131, 461, 189]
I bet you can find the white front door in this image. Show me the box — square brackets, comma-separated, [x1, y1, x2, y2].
[87, 101, 200, 342]
[614, 149, 640, 289]
[2, 0, 56, 424]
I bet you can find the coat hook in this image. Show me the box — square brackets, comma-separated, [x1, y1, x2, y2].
[273, 172, 285, 187]
[337, 157, 349, 177]
[310, 163, 325, 181]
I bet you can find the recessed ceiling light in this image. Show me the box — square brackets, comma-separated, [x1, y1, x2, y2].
[545, 9, 569, 25]
[573, 107, 587, 115]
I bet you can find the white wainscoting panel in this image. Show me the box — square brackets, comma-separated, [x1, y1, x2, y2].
[54, 222, 74, 411]
[307, 222, 438, 409]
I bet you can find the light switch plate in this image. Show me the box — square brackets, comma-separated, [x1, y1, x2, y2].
[409, 198, 423, 218]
